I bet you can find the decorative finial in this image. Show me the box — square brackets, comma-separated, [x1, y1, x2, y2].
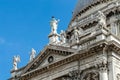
[30, 48, 36, 61]
[13, 55, 20, 70]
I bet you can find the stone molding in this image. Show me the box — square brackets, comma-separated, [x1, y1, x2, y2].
[69, 1, 120, 32]
[19, 41, 107, 80]
[10, 40, 120, 80]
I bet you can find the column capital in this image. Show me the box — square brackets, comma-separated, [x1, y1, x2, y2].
[95, 61, 108, 72]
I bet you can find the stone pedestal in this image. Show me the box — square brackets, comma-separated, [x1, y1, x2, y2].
[48, 33, 59, 45]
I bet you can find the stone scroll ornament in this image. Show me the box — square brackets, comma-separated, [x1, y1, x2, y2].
[82, 72, 99, 80]
[117, 74, 120, 80]
[13, 55, 20, 70]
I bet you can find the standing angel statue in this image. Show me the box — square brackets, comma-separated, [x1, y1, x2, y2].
[50, 16, 60, 34]
[13, 55, 20, 70]
[30, 48, 36, 61]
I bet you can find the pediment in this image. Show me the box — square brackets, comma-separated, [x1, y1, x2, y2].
[22, 45, 76, 74]
[39, 52, 65, 68]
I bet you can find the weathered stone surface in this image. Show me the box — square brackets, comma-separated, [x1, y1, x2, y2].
[9, 0, 120, 80]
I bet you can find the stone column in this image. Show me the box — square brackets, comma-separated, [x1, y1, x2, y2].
[98, 63, 108, 80]
[96, 45, 108, 80]
[95, 53, 108, 80]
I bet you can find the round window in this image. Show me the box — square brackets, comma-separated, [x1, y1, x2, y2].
[48, 56, 54, 63]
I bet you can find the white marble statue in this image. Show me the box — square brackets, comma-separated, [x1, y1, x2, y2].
[30, 48, 36, 61]
[13, 55, 20, 70]
[73, 27, 81, 43]
[98, 11, 106, 28]
[50, 16, 60, 34]
[49, 16, 60, 45]
[60, 30, 66, 44]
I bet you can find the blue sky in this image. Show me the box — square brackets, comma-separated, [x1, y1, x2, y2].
[0, 0, 77, 79]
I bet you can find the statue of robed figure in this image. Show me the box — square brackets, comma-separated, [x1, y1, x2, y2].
[50, 16, 60, 34]
[13, 55, 20, 70]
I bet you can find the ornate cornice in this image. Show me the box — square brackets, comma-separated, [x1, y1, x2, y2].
[24, 45, 75, 73]
[108, 41, 120, 53]
[10, 40, 120, 80]
[20, 41, 108, 80]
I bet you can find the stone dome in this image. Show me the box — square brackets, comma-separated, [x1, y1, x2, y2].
[73, 0, 96, 16]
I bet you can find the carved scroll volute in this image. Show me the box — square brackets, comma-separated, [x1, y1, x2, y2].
[81, 70, 99, 80]
[117, 74, 120, 80]
[83, 72, 99, 80]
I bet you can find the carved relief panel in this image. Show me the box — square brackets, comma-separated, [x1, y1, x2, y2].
[81, 69, 99, 80]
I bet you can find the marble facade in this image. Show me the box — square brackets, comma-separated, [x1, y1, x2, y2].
[9, 0, 120, 80]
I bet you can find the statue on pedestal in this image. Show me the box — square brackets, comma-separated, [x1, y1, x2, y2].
[50, 16, 60, 34]
[60, 30, 66, 44]
[13, 55, 20, 70]
[49, 17, 60, 45]
[30, 48, 36, 61]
